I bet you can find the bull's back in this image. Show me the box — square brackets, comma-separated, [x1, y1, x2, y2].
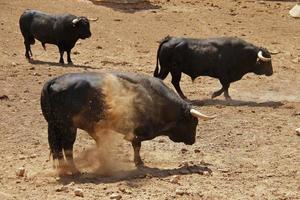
[41, 73, 105, 124]
[20, 10, 57, 44]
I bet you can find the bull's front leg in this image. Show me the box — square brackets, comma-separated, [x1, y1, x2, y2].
[131, 138, 144, 168]
[58, 46, 65, 64]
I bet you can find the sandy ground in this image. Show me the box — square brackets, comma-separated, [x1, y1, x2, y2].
[0, 0, 299, 199]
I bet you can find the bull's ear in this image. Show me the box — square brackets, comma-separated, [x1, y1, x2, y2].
[72, 18, 80, 27]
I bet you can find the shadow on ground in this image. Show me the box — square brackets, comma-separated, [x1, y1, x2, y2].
[89, 0, 161, 13]
[191, 98, 284, 108]
[29, 59, 98, 70]
[58, 164, 211, 184]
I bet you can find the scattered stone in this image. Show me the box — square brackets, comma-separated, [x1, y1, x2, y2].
[56, 185, 69, 192]
[291, 57, 299, 63]
[16, 167, 25, 177]
[158, 139, 165, 143]
[194, 149, 201, 153]
[0, 95, 9, 101]
[33, 72, 41, 76]
[175, 189, 189, 196]
[295, 128, 300, 136]
[181, 148, 188, 153]
[203, 171, 211, 176]
[110, 193, 122, 200]
[74, 188, 83, 197]
[29, 154, 37, 158]
[289, 4, 300, 18]
[96, 45, 103, 49]
[11, 62, 17, 66]
[170, 175, 180, 184]
[29, 67, 35, 70]
[73, 51, 80, 55]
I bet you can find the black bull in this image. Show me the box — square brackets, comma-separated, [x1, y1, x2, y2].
[154, 36, 273, 99]
[19, 9, 92, 64]
[40, 72, 215, 174]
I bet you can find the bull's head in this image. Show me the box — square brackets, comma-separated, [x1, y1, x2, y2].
[254, 48, 273, 76]
[168, 108, 216, 145]
[72, 17, 92, 39]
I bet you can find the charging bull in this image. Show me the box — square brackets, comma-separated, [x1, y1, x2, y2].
[154, 36, 273, 100]
[40, 72, 215, 174]
[19, 9, 95, 64]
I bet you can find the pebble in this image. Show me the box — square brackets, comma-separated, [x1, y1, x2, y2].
[203, 171, 211, 176]
[175, 189, 187, 196]
[110, 193, 122, 200]
[295, 128, 300, 136]
[170, 175, 180, 184]
[181, 148, 188, 153]
[56, 185, 69, 192]
[74, 188, 84, 197]
[16, 167, 25, 177]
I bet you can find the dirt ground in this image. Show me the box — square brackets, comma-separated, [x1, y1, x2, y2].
[0, 0, 299, 199]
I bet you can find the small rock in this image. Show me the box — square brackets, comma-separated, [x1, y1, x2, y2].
[170, 175, 180, 184]
[175, 189, 186, 196]
[11, 62, 17, 66]
[181, 148, 188, 153]
[73, 51, 80, 55]
[203, 171, 211, 176]
[0, 95, 9, 101]
[96, 46, 103, 49]
[74, 188, 83, 197]
[56, 185, 69, 192]
[291, 57, 299, 63]
[110, 193, 122, 200]
[16, 167, 25, 177]
[158, 139, 165, 143]
[29, 154, 37, 158]
[29, 67, 35, 70]
[194, 149, 201, 153]
[295, 128, 300, 136]
[33, 72, 41, 76]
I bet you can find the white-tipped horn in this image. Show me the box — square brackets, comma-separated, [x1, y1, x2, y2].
[88, 17, 99, 22]
[258, 51, 272, 62]
[72, 18, 80, 24]
[190, 109, 216, 121]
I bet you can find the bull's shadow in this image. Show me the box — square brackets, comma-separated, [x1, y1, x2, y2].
[58, 164, 212, 185]
[89, 0, 161, 13]
[29, 59, 98, 70]
[191, 98, 284, 108]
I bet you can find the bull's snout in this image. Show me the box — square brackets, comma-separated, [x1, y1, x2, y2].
[265, 69, 273, 76]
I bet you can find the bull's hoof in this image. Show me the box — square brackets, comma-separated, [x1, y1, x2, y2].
[134, 161, 145, 169]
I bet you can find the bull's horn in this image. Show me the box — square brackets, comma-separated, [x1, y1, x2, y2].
[72, 18, 80, 24]
[190, 109, 216, 121]
[88, 17, 99, 22]
[258, 51, 272, 62]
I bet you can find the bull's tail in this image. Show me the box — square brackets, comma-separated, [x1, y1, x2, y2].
[40, 79, 63, 163]
[154, 36, 172, 78]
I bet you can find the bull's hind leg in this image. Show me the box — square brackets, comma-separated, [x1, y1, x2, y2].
[171, 71, 186, 99]
[212, 81, 231, 100]
[24, 40, 31, 60]
[48, 123, 64, 170]
[62, 126, 80, 175]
